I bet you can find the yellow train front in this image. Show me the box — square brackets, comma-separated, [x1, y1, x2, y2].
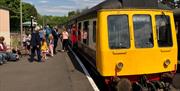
[68, 0, 178, 90]
[97, 9, 177, 91]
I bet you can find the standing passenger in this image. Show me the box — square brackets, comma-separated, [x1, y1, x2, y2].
[30, 27, 41, 62]
[49, 34, 54, 57]
[52, 28, 59, 54]
[62, 29, 69, 52]
[71, 24, 77, 48]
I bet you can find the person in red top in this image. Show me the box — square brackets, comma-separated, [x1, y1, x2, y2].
[71, 24, 77, 48]
[0, 36, 7, 52]
[0, 36, 19, 63]
[0, 36, 7, 64]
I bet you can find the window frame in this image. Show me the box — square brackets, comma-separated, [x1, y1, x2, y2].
[133, 14, 154, 48]
[155, 15, 173, 47]
[107, 14, 131, 49]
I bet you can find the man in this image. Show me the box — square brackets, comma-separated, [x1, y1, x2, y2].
[52, 28, 59, 54]
[30, 26, 41, 62]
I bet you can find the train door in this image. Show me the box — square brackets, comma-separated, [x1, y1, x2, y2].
[176, 21, 180, 61]
[78, 22, 82, 42]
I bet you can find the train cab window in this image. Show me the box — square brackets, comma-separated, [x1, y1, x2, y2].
[108, 15, 130, 49]
[83, 21, 89, 45]
[93, 21, 96, 43]
[133, 15, 154, 48]
[156, 15, 173, 47]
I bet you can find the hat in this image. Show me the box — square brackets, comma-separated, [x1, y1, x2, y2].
[35, 26, 40, 31]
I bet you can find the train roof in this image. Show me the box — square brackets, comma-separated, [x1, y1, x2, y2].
[173, 8, 180, 21]
[70, 0, 171, 21]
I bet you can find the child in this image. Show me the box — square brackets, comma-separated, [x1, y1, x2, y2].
[41, 37, 48, 62]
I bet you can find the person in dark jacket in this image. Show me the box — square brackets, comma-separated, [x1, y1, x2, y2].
[30, 27, 41, 62]
[52, 28, 59, 54]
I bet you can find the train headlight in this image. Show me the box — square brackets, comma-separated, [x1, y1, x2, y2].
[116, 62, 123, 71]
[164, 59, 171, 68]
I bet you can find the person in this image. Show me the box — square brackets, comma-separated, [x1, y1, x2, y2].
[0, 36, 7, 64]
[41, 37, 48, 62]
[0, 36, 19, 62]
[26, 34, 31, 55]
[30, 26, 41, 62]
[22, 34, 27, 49]
[62, 28, 69, 51]
[83, 29, 88, 44]
[39, 28, 45, 42]
[71, 24, 77, 48]
[49, 34, 54, 56]
[52, 28, 59, 54]
[44, 25, 52, 45]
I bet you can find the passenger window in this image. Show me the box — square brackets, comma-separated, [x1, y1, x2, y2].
[83, 21, 89, 45]
[133, 15, 154, 48]
[108, 15, 130, 49]
[93, 21, 96, 43]
[78, 22, 82, 41]
[156, 15, 173, 47]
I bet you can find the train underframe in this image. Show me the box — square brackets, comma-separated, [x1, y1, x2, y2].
[105, 72, 177, 91]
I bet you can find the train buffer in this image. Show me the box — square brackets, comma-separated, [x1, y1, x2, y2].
[0, 50, 94, 91]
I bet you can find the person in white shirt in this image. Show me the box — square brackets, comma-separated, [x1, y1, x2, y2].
[62, 29, 69, 51]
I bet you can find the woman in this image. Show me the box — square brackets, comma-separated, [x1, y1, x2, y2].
[49, 34, 54, 56]
[62, 29, 69, 52]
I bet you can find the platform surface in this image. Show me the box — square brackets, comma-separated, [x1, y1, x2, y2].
[0, 50, 93, 91]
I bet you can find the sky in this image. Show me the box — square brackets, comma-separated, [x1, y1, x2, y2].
[23, 0, 104, 16]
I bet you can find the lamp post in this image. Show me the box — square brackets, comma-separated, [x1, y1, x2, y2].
[20, 0, 23, 47]
[31, 16, 34, 33]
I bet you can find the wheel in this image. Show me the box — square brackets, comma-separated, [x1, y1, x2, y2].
[116, 78, 132, 91]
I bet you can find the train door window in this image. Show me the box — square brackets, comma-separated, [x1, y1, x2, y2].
[93, 21, 96, 43]
[108, 15, 130, 49]
[83, 21, 89, 45]
[133, 15, 154, 48]
[78, 22, 82, 41]
[155, 15, 172, 47]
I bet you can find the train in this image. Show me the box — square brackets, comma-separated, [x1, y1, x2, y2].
[65, 0, 178, 91]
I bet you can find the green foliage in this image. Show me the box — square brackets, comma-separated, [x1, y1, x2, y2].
[0, 0, 20, 32]
[22, 2, 38, 22]
[37, 15, 69, 27]
[0, 0, 38, 32]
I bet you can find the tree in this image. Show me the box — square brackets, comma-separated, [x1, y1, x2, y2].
[22, 2, 38, 22]
[37, 15, 69, 27]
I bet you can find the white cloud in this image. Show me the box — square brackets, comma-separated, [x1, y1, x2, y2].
[38, 5, 76, 16]
[26, 0, 105, 16]
[70, 0, 103, 8]
[39, 0, 48, 3]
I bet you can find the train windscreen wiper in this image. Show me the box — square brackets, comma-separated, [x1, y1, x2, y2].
[161, 11, 169, 25]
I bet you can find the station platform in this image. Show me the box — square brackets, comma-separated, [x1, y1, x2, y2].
[0, 50, 94, 91]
